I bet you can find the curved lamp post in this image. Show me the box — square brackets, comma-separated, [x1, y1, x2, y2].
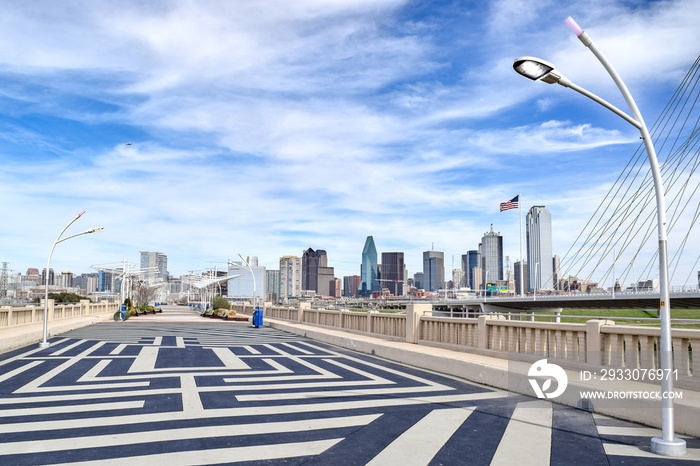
[40, 211, 103, 349]
[513, 17, 685, 457]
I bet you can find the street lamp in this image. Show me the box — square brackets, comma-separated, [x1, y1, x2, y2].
[513, 17, 685, 457]
[40, 211, 103, 349]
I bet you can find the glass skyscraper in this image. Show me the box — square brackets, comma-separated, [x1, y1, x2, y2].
[381, 252, 404, 296]
[481, 226, 503, 286]
[527, 206, 554, 291]
[423, 249, 444, 291]
[358, 236, 378, 297]
[462, 250, 480, 290]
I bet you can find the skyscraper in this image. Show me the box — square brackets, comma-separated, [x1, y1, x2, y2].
[140, 251, 168, 282]
[381, 252, 404, 296]
[463, 250, 480, 290]
[358, 236, 378, 297]
[423, 249, 445, 292]
[481, 226, 503, 285]
[527, 206, 554, 291]
[302, 248, 320, 292]
[279, 256, 301, 301]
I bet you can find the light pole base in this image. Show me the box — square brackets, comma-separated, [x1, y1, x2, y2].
[651, 437, 686, 457]
[39, 341, 51, 349]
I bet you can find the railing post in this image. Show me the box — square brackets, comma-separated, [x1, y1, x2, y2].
[586, 319, 614, 365]
[368, 310, 378, 334]
[298, 302, 310, 323]
[80, 299, 90, 315]
[406, 303, 431, 343]
[478, 315, 500, 349]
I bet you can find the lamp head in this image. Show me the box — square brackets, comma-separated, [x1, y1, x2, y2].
[87, 227, 104, 234]
[513, 57, 569, 86]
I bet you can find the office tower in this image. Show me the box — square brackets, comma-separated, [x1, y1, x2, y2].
[526, 206, 554, 291]
[413, 272, 424, 290]
[343, 275, 360, 298]
[423, 249, 445, 292]
[359, 236, 378, 297]
[279, 256, 302, 301]
[553, 255, 561, 290]
[41, 268, 55, 286]
[329, 278, 342, 298]
[463, 250, 480, 290]
[381, 252, 404, 296]
[514, 260, 528, 296]
[481, 226, 503, 284]
[317, 266, 335, 296]
[302, 248, 322, 292]
[140, 251, 168, 282]
[265, 270, 279, 303]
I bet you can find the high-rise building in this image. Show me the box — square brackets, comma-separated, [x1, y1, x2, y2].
[359, 236, 378, 297]
[41, 268, 55, 286]
[526, 206, 554, 291]
[265, 270, 280, 303]
[343, 275, 360, 298]
[302, 248, 321, 293]
[329, 278, 342, 298]
[423, 249, 444, 292]
[140, 251, 168, 282]
[481, 226, 503, 285]
[553, 255, 561, 290]
[514, 260, 528, 296]
[317, 266, 335, 296]
[279, 256, 302, 301]
[413, 272, 424, 290]
[463, 250, 480, 290]
[381, 252, 404, 296]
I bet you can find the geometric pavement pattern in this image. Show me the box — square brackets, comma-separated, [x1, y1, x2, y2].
[1, 320, 699, 465]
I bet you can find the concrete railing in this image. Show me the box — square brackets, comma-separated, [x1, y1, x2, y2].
[0, 299, 119, 329]
[255, 302, 700, 386]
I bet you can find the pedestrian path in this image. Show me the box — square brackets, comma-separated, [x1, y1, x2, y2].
[0, 308, 698, 465]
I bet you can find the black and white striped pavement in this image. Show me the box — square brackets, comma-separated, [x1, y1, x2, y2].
[1, 319, 698, 465]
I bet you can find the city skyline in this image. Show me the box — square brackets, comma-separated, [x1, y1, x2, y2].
[2, 1, 700, 288]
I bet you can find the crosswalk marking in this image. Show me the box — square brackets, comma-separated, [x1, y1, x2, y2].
[603, 443, 700, 461]
[50, 438, 346, 466]
[367, 408, 474, 465]
[490, 400, 552, 466]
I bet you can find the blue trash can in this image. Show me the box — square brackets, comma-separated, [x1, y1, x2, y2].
[252, 308, 263, 328]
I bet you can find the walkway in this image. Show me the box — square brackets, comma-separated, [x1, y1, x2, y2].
[0, 306, 699, 465]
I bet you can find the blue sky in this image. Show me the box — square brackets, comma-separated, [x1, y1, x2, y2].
[2, 0, 699, 288]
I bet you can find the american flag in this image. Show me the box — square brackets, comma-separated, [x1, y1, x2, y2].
[500, 195, 519, 212]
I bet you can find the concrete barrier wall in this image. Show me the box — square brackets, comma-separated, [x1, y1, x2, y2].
[0, 300, 119, 329]
[259, 303, 700, 386]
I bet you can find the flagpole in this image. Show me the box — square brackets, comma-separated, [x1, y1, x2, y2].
[519, 192, 524, 296]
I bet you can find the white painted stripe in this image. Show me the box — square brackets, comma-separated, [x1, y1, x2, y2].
[0, 346, 48, 368]
[243, 345, 261, 354]
[180, 375, 203, 412]
[109, 344, 127, 355]
[0, 361, 42, 383]
[175, 337, 185, 348]
[79, 359, 111, 381]
[210, 347, 250, 369]
[152, 336, 162, 346]
[48, 438, 344, 466]
[14, 342, 106, 394]
[282, 342, 314, 355]
[490, 400, 552, 466]
[236, 384, 449, 401]
[0, 400, 145, 417]
[3, 414, 379, 455]
[367, 407, 474, 465]
[0, 391, 507, 434]
[603, 443, 700, 460]
[128, 346, 159, 373]
[50, 340, 85, 356]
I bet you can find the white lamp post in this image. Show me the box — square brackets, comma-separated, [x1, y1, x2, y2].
[233, 254, 257, 309]
[513, 17, 685, 457]
[40, 211, 103, 349]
